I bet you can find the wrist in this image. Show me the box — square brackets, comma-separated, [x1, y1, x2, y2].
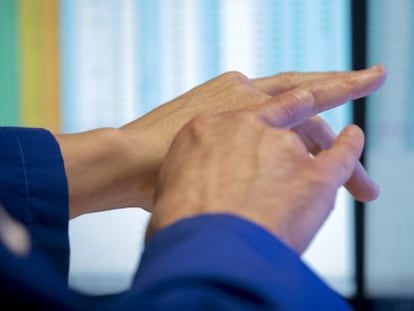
[56, 127, 154, 218]
[120, 126, 163, 211]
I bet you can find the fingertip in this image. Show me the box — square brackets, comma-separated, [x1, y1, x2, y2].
[340, 125, 365, 147]
[370, 64, 387, 85]
[349, 178, 380, 202]
[317, 125, 365, 185]
[370, 64, 387, 76]
[344, 123, 363, 134]
[345, 160, 380, 202]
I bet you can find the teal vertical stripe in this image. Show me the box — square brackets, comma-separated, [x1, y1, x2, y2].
[199, 0, 220, 81]
[137, 0, 162, 114]
[0, 0, 19, 126]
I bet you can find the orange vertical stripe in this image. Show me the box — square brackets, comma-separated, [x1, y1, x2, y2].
[43, 0, 60, 133]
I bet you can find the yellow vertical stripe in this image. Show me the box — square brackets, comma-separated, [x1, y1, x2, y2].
[19, 0, 45, 127]
[43, 0, 60, 133]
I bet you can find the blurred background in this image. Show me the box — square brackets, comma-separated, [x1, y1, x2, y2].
[0, 0, 413, 309]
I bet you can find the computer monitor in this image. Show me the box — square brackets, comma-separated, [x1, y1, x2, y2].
[62, 0, 356, 297]
[365, 0, 414, 301]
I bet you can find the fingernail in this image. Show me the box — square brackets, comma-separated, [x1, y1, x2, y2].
[370, 64, 387, 75]
[346, 125, 363, 137]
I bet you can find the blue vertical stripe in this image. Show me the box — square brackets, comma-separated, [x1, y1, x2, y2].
[366, 0, 381, 150]
[405, 1, 414, 151]
[292, 0, 305, 70]
[59, 0, 77, 132]
[111, 0, 122, 126]
[198, 0, 220, 81]
[137, 0, 162, 114]
[260, 0, 284, 76]
[320, 0, 351, 134]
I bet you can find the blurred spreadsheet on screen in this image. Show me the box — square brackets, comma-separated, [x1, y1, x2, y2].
[366, 0, 414, 297]
[64, 0, 354, 296]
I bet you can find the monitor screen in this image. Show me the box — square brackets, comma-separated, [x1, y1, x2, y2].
[56, 0, 355, 296]
[365, 0, 414, 298]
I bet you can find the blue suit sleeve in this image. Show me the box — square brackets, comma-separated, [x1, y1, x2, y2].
[114, 214, 352, 310]
[0, 126, 353, 310]
[0, 127, 70, 277]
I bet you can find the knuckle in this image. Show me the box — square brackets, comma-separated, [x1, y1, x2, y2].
[344, 75, 358, 88]
[180, 114, 212, 139]
[222, 71, 250, 84]
[342, 76, 359, 100]
[188, 113, 211, 129]
[336, 156, 353, 179]
[279, 96, 300, 120]
[296, 87, 317, 105]
[278, 129, 303, 147]
[314, 152, 353, 186]
[233, 111, 259, 125]
[276, 71, 299, 84]
[276, 89, 315, 124]
[310, 114, 324, 124]
[288, 87, 318, 116]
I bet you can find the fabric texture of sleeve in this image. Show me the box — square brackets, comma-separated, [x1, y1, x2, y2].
[112, 214, 352, 310]
[0, 127, 70, 277]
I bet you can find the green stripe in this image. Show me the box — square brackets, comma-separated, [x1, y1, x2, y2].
[0, 0, 20, 125]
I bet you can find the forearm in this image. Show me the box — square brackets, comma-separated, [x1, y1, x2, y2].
[55, 127, 158, 218]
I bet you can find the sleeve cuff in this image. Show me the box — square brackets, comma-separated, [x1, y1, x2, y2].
[0, 127, 70, 277]
[132, 214, 351, 310]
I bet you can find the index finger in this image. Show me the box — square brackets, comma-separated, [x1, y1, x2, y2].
[257, 65, 386, 128]
[253, 68, 371, 96]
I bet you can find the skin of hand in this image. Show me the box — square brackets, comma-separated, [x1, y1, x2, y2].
[146, 110, 365, 254]
[57, 66, 386, 218]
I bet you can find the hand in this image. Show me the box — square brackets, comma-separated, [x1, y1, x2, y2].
[59, 66, 385, 218]
[122, 66, 385, 210]
[147, 111, 365, 254]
